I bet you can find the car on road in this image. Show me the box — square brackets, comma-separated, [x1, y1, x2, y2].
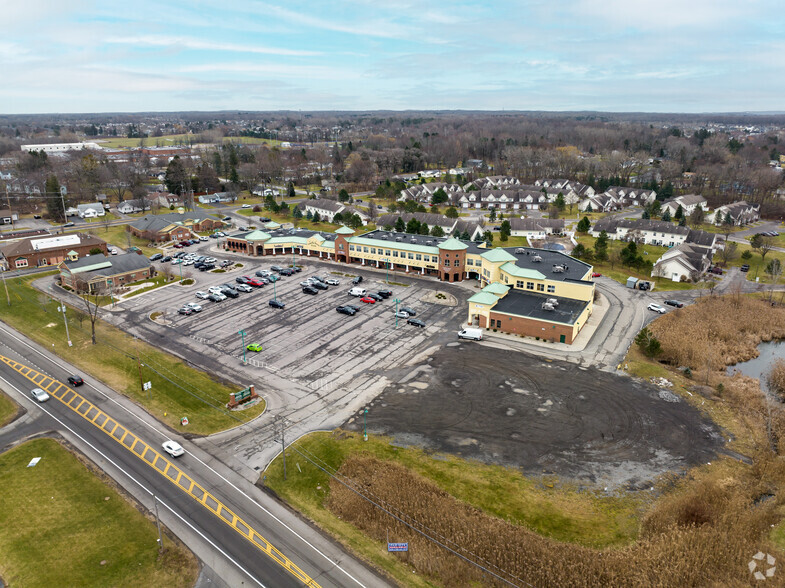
[67, 375, 84, 387]
[178, 306, 194, 316]
[407, 318, 426, 328]
[336, 306, 356, 315]
[377, 289, 392, 298]
[195, 291, 209, 300]
[63, 221, 75, 227]
[269, 299, 285, 309]
[399, 306, 416, 316]
[149, 253, 163, 261]
[352, 275, 363, 284]
[394, 311, 410, 319]
[647, 303, 666, 314]
[663, 299, 684, 308]
[222, 216, 232, 221]
[31, 388, 50, 402]
[246, 342, 263, 352]
[199, 235, 209, 241]
[302, 286, 319, 295]
[592, 272, 602, 278]
[360, 296, 376, 304]
[235, 284, 253, 293]
[741, 264, 750, 272]
[208, 293, 226, 302]
[162, 440, 184, 457]
[241, 204, 252, 209]
[259, 217, 271, 222]
[326, 278, 340, 286]
[185, 302, 203, 312]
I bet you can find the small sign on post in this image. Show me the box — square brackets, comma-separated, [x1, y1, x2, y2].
[143, 381, 152, 391]
[181, 417, 189, 426]
[387, 542, 409, 552]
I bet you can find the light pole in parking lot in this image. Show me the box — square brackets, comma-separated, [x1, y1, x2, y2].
[239, 329, 247, 364]
[385, 258, 390, 284]
[363, 408, 368, 441]
[393, 298, 401, 327]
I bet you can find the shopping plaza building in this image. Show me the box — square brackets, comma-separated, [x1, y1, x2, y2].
[225, 225, 595, 343]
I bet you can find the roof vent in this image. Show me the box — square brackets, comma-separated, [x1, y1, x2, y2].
[541, 302, 555, 311]
[396, 237, 402, 242]
[532, 254, 542, 262]
[546, 298, 559, 307]
[515, 248, 525, 254]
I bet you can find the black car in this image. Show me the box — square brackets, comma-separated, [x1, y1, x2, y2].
[201, 263, 215, 271]
[407, 318, 426, 328]
[311, 281, 328, 290]
[269, 299, 285, 309]
[149, 253, 163, 261]
[223, 216, 232, 221]
[221, 287, 239, 298]
[663, 299, 684, 308]
[259, 217, 271, 222]
[161, 256, 172, 263]
[236, 276, 251, 284]
[302, 286, 319, 295]
[271, 265, 285, 272]
[67, 375, 84, 387]
[279, 268, 295, 276]
[367, 293, 382, 301]
[344, 304, 360, 312]
[290, 265, 302, 272]
[377, 289, 392, 298]
[741, 264, 750, 272]
[336, 306, 356, 316]
[400, 307, 416, 316]
[352, 275, 363, 284]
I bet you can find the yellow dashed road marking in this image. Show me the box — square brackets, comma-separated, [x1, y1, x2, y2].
[1, 355, 320, 587]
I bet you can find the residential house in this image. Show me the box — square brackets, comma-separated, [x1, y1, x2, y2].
[116, 199, 145, 214]
[652, 243, 713, 282]
[0, 233, 108, 270]
[466, 176, 520, 190]
[302, 198, 369, 225]
[128, 211, 226, 242]
[76, 203, 106, 218]
[508, 218, 565, 240]
[378, 212, 457, 235]
[591, 218, 717, 250]
[398, 183, 463, 204]
[603, 186, 657, 207]
[709, 201, 761, 225]
[59, 252, 153, 293]
[660, 194, 708, 217]
[0, 209, 19, 225]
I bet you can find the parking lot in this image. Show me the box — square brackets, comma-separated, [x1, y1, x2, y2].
[113, 256, 469, 406]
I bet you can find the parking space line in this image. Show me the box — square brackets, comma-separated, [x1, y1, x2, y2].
[0, 354, 321, 588]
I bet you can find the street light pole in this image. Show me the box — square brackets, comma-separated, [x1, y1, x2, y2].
[57, 303, 72, 347]
[363, 408, 368, 441]
[273, 279, 277, 301]
[239, 329, 247, 364]
[394, 298, 401, 328]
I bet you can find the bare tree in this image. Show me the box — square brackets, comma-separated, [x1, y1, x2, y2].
[719, 241, 739, 264]
[74, 276, 104, 344]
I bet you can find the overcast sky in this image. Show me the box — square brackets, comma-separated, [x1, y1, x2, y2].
[2, 1, 784, 114]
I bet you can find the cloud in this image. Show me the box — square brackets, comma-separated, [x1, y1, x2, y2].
[106, 35, 320, 56]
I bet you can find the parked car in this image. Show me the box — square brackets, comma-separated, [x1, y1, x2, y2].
[279, 268, 295, 276]
[208, 293, 226, 302]
[185, 302, 203, 312]
[220, 260, 233, 268]
[407, 318, 426, 328]
[269, 299, 285, 309]
[235, 284, 253, 293]
[271, 265, 285, 272]
[220, 287, 239, 298]
[289, 265, 302, 272]
[199, 235, 209, 241]
[367, 293, 382, 301]
[199, 263, 215, 271]
[394, 311, 410, 319]
[740, 264, 750, 272]
[710, 266, 723, 275]
[67, 375, 84, 386]
[360, 296, 376, 304]
[400, 307, 416, 316]
[336, 306, 356, 316]
[236, 276, 251, 284]
[246, 279, 264, 287]
[178, 307, 194, 316]
[326, 278, 340, 286]
[344, 304, 360, 313]
[591, 272, 602, 278]
[173, 243, 184, 249]
[377, 289, 392, 298]
[259, 217, 271, 222]
[663, 299, 684, 308]
[311, 281, 328, 290]
[162, 440, 184, 457]
[195, 291, 209, 300]
[150, 253, 163, 261]
[255, 269, 271, 277]
[246, 342, 263, 352]
[647, 303, 666, 314]
[31, 387, 50, 402]
[302, 286, 319, 295]
[352, 275, 363, 284]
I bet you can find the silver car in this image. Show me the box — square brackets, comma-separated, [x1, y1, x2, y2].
[31, 388, 50, 403]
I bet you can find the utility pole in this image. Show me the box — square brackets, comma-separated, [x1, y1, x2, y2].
[134, 335, 145, 399]
[1, 269, 9, 306]
[394, 298, 401, 327]
[239, 329, 247, 364]
[153, 495, 163, 552]
[274, 415, 288, 481]
[57, 303, 72, 347]
[4, 183, 12, 229]
[59, 185, 68, 225]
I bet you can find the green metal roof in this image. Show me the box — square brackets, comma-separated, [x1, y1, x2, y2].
[346, 236, 438, 255]
[70, 261, 113, 274]
[264, 221, 281, 229]
[335, 226, 355, 235]
[66, 250, 78, 256]
[468, 292, 499, 305]
[307, 234, 326, 243]
[244, 230, 271, 241]
[266, 236, 309, 245]
[437, 237, 468, 251]
[482, 282, 509, 295]
[499, 262, 546, 279]
[480, 248, 517, 263]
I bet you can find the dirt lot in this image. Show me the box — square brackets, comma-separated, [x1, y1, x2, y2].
[345, 343, 725, 489]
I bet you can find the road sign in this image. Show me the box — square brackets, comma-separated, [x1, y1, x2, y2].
[181, 417, 189, 426]
[143, 381, 152, 391]
[235, 387, 252, 402]
[388, 542, 408, 552]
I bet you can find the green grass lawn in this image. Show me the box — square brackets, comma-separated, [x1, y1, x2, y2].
[265, 430, 643, 586]
[0, 272, 264, 434]
[0, 388, 18, 427]
[84, 224, 159, 257]
[0, 438, 198, 588]
[720, 242, 785, 285]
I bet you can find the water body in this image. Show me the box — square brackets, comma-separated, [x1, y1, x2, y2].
[726, 340, 785, 392]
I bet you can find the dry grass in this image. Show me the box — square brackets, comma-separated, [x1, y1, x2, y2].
[328, 455, 784, 587]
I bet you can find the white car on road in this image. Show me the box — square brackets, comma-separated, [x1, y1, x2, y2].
[162, 440, 184, 457]
[31, 388, 50, 403]
[647, 303, 666, 314]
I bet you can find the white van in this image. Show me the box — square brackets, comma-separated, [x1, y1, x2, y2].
[458, 328, 483, 341]
[349, 287, 367, 297]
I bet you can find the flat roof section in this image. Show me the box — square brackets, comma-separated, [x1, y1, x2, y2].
[491, 290, 589, 326]
[505, 247, 592, 283]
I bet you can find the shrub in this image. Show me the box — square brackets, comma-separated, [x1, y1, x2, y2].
[741, 250, 752, 260]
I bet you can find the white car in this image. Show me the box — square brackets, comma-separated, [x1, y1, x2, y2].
[209, 286, 224, 295]
[162, 440, 184, 457]
[31, 388, 50, 403]
[326, 279, 340, 286]
[195, 291, 209, 299]
[647, 303, 666, 314]
[241, 204, 252, 209]
[235, 284, 253, 293]
[199, 235, 209, 241]
[110, 248, 118, 255]
[394, 311, 410, 319]
[185, 302, 202, 312]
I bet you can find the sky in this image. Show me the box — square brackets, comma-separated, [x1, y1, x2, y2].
[2, 0, 784, 114]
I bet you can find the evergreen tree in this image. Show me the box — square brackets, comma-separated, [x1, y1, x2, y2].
[333, 212, 344, 223]
[445, 207, 459, 219]
[395, 217, 406, 232]
[306, 210, 313, 220]
[678, 216, 686, 227]
[674, 204, 684, 220]
[338, 189, 350, 202]
[312, 212, 321, 223]
[45, 175, 66, 222]
[641, 209, 650, 219]
[406, 218, 420, 234]
[662, 210, 671, 222]
[555, 192, 566, 210]
[419, 223, 430, 235]
[576, 216, 591, 232]
[460, 230, 470, 240]
[287, 181, 295, 198]
[293, 207, 303, 219]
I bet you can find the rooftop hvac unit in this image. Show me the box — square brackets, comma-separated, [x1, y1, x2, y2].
[552, 264, 566, 273]
[515, 248, 526, 254]
[426, 240, 433, 245]
[532, 255, 542, 262]
[380, 235, 387, 239]
[396, 237, 402, 241]
[541, 302, 555, 311]
[546, 298, 559, 307]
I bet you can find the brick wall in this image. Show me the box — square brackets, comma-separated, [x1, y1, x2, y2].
[489, 312, 575, 343]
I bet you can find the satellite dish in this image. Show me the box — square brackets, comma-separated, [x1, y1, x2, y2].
[60, 186, 67, 195]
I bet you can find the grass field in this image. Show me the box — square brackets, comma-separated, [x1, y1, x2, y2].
[0, 438, 198, 588]
[83, 224, 160, 257]
[0, 388, 18, 427]
[720, 241, 785, 285]
[0, 272, 264, 434]
[96, 135, 282, 149]
[265, 430, 642, 585]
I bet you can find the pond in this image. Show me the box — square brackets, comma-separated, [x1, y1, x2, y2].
[726, 340, 785, 392]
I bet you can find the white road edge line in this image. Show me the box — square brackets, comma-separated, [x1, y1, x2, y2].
[0, 323, 368, 588]
[0, 373, 267, 588]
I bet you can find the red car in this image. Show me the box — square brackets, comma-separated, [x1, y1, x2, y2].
[360, 296, 376, 304]
[592, 272, 602, 278]
[172, 243, 184, 249]
[246, 279, 264, 287]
